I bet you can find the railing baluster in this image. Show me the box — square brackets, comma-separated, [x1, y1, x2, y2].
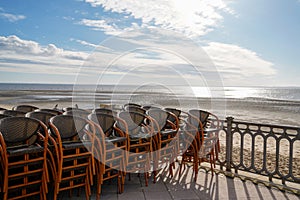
[225, 117, 234, 172]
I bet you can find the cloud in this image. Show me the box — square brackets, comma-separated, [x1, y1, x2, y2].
[83, 0, 233, 38]
[71, 38, 98, 48]
[0, 35, 88, 75]
[203, 42, 276, 83]
[79, 19, 138, 35]
[0, 33, 276, 86]
[0, 11, 26, 22]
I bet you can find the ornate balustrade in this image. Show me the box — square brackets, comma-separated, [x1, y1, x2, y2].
[216, 117, 300, 193]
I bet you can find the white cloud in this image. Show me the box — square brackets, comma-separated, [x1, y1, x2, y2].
[83, 0, 233, 38]
[79, 19, 138, 35]
[0, 35, 88, 75]
[0, 33, 276, 86]
[71, 38, 98, 48]
[203, 42, 276, 82]
[0, 12, 26, 22]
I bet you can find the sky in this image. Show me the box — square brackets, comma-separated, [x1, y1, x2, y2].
[0, 0, 299, 87]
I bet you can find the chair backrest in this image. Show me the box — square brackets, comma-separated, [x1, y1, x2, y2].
[0, 110, 26, 117]
[0, 114, 11, 119]
[26, 111, 56, 127]
[147, 108, 168, 131]
[63, 104, 79, 112]
[35, 109, 62, 115]
[188, 109, 210, 129]
[88, 113, 116, 137]
[50, 115, 87, 140]
[117, 111, 146, 135]
[124, 105, 146, 115]
[93, 108, 117, 116]
[63, 109, 90, 119]
[0, 107, 7, 111]
[123, 103, 141, 109]
[0, 117, 43, 146]
[12, 105, 39, 112]
[165, 108, 181, 123]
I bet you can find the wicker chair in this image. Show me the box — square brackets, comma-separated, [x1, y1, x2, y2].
[26, 111, 58, 180]
[92, 108, 118, 116]
[0, 110, 26, 117]
[63, 109, 91, 119]
[147, 108, 179, 182]
[0, 117, 49, 199]
[35, 109, 62, 115]
[12, 105, 39, 112]
[49, 115, 95, 200]
[117, 111, 154, 186]
[179, 110, 220, 181]
[88, 113, 128, 199]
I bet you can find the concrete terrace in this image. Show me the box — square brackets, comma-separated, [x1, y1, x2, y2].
[53, 163, 300, 200]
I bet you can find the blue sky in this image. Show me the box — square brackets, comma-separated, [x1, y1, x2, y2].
[0, 0, 299, 86]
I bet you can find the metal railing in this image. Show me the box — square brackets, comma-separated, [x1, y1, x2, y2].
[217, 117, 300, 191]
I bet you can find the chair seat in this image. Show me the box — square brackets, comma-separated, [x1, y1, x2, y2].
[105, 136, 127, 143]
[62, 141, 92, 149]
[160, 129, 177, 136]
[7, 145, 44, 156]
[129, 132, 152, 140]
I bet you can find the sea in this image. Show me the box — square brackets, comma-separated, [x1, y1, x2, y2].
[0, 83, 299, 126]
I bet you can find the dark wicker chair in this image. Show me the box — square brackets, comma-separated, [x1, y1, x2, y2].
[12, 105, 39, 112]
[147, 108, 179, 182]
[179, 110, 220, 181]
[26, 111, 58, 180]
[92, 108, 118, 116]
[35, 109, 62, 115]
[0, 110, 26, 117]
[49, 115, 94, 200]
[0, 117, 49, 199]
[63, 109, 91, 119]
[88, 113, 128, 199]
[0, 114, 11, 120]
[117, 111, 154, 186]
[0, 107, 7, 111]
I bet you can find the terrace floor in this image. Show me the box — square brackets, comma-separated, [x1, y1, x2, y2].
[53, 162, 300, 200]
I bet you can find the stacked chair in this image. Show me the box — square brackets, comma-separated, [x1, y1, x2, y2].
[117, 110, 154, 186]
[0, 116, 49, 199]
[147, 108, 179, 182]
[179, 109, 220, 181]
[88, 111, 128, 199]
[0, 103, 221, 199]
[49, 115, 95, 200]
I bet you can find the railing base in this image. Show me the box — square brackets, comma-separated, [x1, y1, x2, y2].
[198, 165, 300, 196]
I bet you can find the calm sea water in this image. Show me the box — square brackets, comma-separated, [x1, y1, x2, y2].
[0, 83, 300, 102]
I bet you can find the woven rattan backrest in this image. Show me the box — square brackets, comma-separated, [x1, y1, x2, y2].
[0, 117, 40, 146]
[35, 109, 62, 115]
[188, 109, 210, 128]
[12, 105, 39, 112]
[123, 103, 141, 108]
[0, 110, 26, 117]
[88, 113, 115, 136]
[50, 115, 87, 140]
[147, 109, 168, 131]
[63, 109, 90, 119]
[124, 106, 146, 115]
[165, 108, 181, 123]
[0, 114, 11, 119]
[118, 111, 145, 135]
[26, 111, 56, 127]
[93, 108, 117, 116]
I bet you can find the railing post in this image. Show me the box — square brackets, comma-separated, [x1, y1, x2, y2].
[226, 116, 234, 172]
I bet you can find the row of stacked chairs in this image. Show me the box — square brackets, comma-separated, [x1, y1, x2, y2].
[0, 104, 220, 200]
